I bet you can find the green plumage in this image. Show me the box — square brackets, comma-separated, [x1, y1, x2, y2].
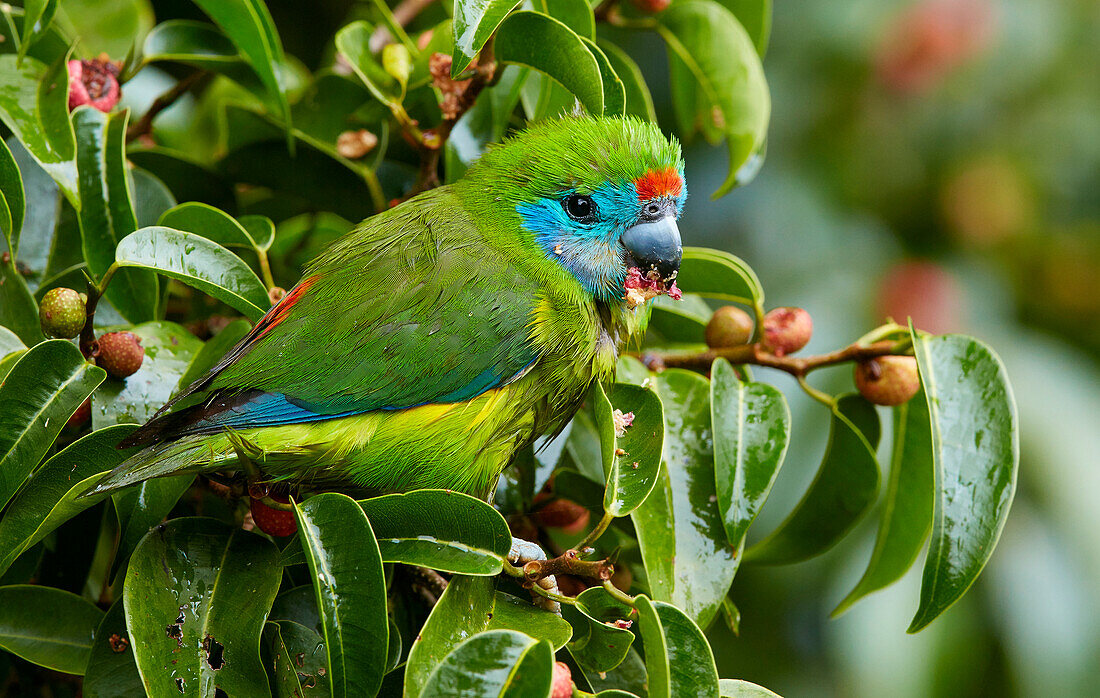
[91, 115, 684, 499]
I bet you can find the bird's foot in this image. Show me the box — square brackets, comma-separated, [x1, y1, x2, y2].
[508, 538, 561, 614]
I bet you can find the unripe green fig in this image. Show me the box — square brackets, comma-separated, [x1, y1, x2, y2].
[39, 287, 86, 339]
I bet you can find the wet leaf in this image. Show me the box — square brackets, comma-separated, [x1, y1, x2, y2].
[405, 576, 571, 697]
[676, 247, 764, 307]
[564, 586, 635, 673]
[631, 370, 738, 627]
[495, 11, 604, 115]
[0, 339, 106, 510]
[264, 620, 329, 697]
[635, 595, 719, 698]
[451, 0, 524, 77]
[908, 333, 1018, 632]
[593, 381, 665, 517]
[72, 107, 158, 323]
[111, 474, 195, 581]
[421, 629, 552, 697]
[0, 584, 103, 674]
[91, 321, 203, 429]
[833, 387, 933, 616]
[0, 54, 78, 201]
[83, 598, 144, 697]
[115, 226, 270, 321]
[0, 424, 136, 578]
[745, 394, 881, 565]
[719, 678, 781, 697]
[711, 359, 790, 545]
[293, 492, 388, 698]
[124, 517, 281, 697]
[359, 489, 513, 575]
[159, 202, 258, 250]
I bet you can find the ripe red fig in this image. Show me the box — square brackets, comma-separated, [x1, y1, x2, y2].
[96, 331, 144, 378]
[537, 499, 591, 536]
[631, 0, 671, 13]
[762, 307, 812, 356]
[249, 493, 297, 537]
[550, 661, 574, 698]
[68, 59, 121, 113]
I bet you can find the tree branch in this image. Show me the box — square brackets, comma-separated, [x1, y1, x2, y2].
[637, 339, 911, 376]
[126, 71, 208, 143]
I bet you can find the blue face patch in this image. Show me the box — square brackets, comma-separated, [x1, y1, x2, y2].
[517, 180, 685, 301]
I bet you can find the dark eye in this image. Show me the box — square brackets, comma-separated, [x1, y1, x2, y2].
[562, 194, 596, 222]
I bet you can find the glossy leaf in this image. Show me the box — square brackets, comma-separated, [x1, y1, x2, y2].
[631, 370, 739, 627]
[635, 596, 720, 698]
[124, 517, 281, 697]
[711, 359, 790, 545]
[72, 107, 158, 323]
[745, 394, 881, 565]
[421, 629, 552, 698]
[335, 21, 400, 105]
[676, 247, 764, 307]
[159, 202, 257, 249]
[565, 586, 635, 673]
[83, 599, 144, 697]
[190, 0, 292, 130]
[0, 259, 41, 345]
[359, 489, 513, 575]
[0, 326, 24, 355]
[0, 339, 106, 511]
[657, 0, 769, 196]
[719, 678, 781, 697]
[598, 40, 656, 122]
[131, 167, 177, 228]
[648, 292, 710, 344]
[495, 11, 604, 115]
[908, 333, 1018, 632]
[0, 585, 103, 674]
[718, 0, 772, 55]
[53, 0, 155, 59]
[114, 226, 270, 321]
[0, 136, 24, 253]
[17, 0, 60, 63]
[451, 0, 524, 77]
[0, 54, 78, 200]
[581, 37, 625, 117]
[264, 620, 328, 697]
[142, 20, 241, 68]
[111, 474, 195, 580]
[293, 492, 388, 698]
[0, 424, 136, 578]
[594, 381, 665, 516]
[833, 387, 933, 616]
[92, 321, 203, 430]
[405, 575, 571, 697]
[239, 214, 275, 250]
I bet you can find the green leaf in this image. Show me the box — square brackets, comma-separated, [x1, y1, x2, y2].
[239, 214, 275, 250]
[17, 0, 59, 64]
[833, 386, 933, 617]
[83, 599, 145, 697]
[114, 226, 270, 322]
[189, 0, 292, 132]
[647, 293, 710, 344]
[52, 0, 155, 59]
[293, 492, 389, 698]
[908, 333, 1018, 632]
[131, 167, 177, 228]
[142, 20, 242, 68]
[719, 678, 781, 697]
[335, 21, 400, 106]
[124, 517, 281, 696]
[593, 381, 665, 517]
[0, 54, 78, 201]
[0, 258, 41, 345]
[635, 596, 719, 698]
[264, 620, 329, 697]
[111, 474, 195, 581]
[538, 0, 594, 38]
[0, 136, 24, 254]
[451, 0, 524, 77]
[0, 339, 106, 511]
[359, 489, 513, 575]
[744, 394, 881, 565]
[421, 629, 552, 698]
[0, 325, 25, 355]
[564, 586, 635, 674]
[657, 0, 769, 197]
[127, 148, 236, 212]
[405, 576, 571, 697]
[495, 11, 604, 115]
[91, 321, 203, 429]
[159, 201, 259, 249]
[717, 0, 772, 55]
[676, 247, 764, 307]
[711, 359, 790, 545]
[0, 424, 136, 579]
[0, 585, 103, 674]
[0, 349, 27, 382]
[581, 37, 625, 117]
[597, 40, 656, 122]
[631, 370, 739, 627]
[73, 107, 158, 323]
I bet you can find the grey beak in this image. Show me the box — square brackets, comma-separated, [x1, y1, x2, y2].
[622, 216, 682, 280]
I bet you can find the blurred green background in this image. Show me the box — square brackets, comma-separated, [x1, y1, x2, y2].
[13, 0, 1098, 694]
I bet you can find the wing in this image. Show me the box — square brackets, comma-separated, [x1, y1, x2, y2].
[121, 187, 539, 447]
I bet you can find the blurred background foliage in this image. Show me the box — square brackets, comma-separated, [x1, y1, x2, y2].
[2, 0, 1095, 695]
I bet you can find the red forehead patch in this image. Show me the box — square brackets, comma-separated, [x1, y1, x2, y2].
[634, 167, 683, 202]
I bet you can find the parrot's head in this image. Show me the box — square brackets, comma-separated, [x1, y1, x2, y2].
[463, 115, 686, 304]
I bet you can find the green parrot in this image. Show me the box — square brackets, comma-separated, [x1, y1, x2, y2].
[89, 115, 686, 500]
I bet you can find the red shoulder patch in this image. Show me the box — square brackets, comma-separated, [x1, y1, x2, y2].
[634, 167, 683, 202]
[256, 275, 319, 339]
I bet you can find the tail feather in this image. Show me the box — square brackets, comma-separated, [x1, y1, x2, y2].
[83, 435, 236, 497]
